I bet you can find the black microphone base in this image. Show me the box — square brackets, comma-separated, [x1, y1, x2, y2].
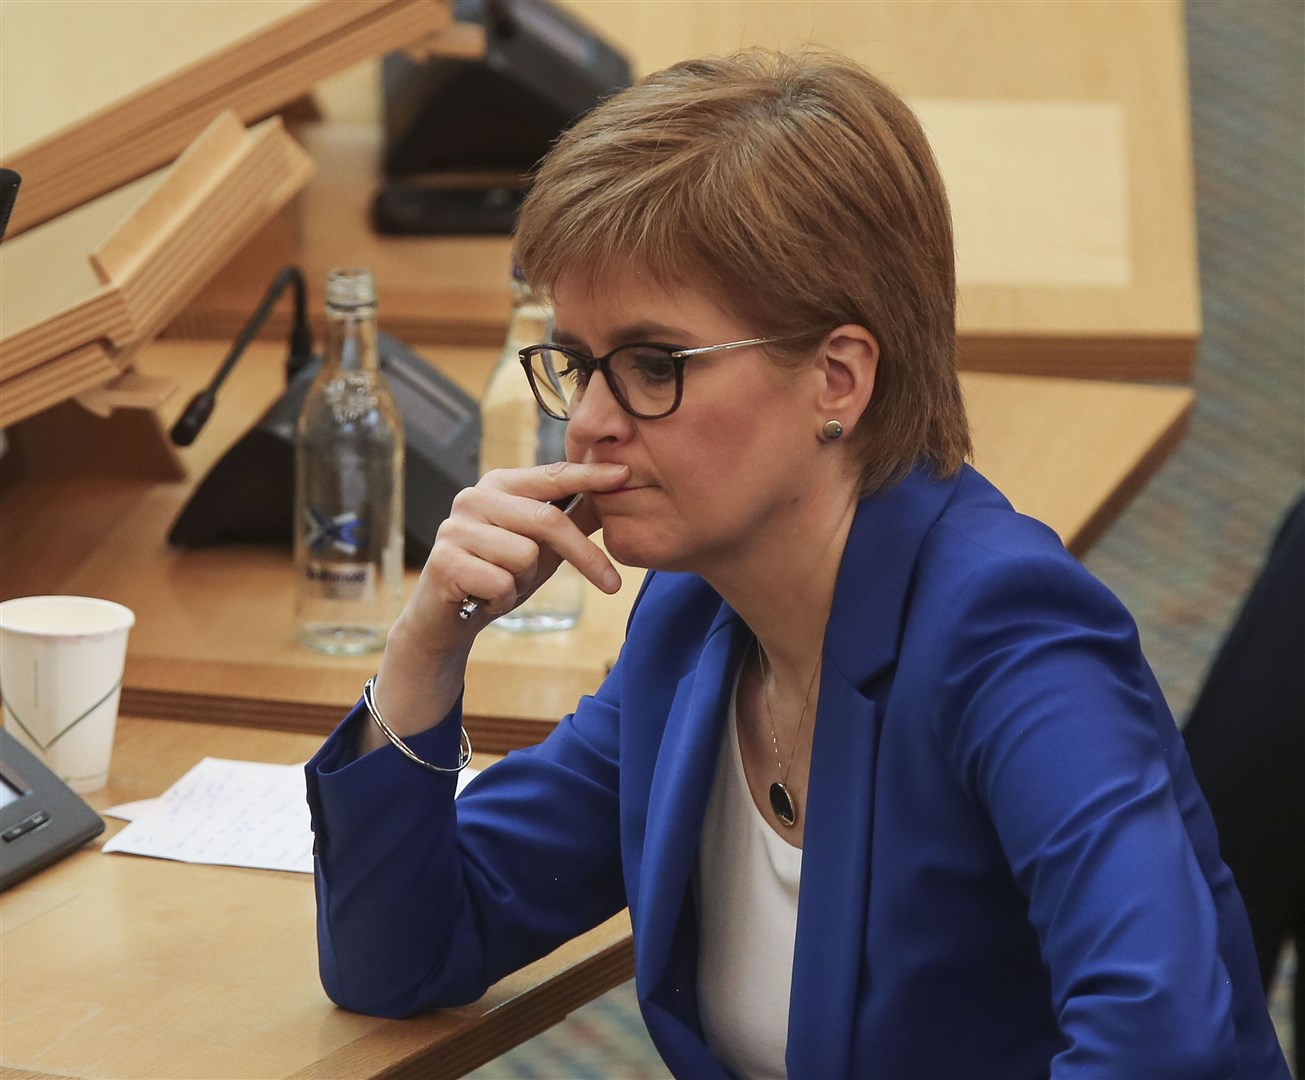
[168, 332, 481, 567]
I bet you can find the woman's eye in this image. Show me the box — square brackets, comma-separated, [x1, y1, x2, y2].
[628, 351, 678, 385]
[562, 359, 591, 387]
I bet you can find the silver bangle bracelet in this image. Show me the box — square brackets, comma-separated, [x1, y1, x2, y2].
[361, 675, 473, 774]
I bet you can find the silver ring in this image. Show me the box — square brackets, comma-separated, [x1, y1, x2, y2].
[457, 596, 486, 620]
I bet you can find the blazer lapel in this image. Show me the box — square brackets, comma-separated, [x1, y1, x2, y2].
[635, 607, 748, 1012]
[787, 667, 881, 1077]
[787, 465, 967, 1075]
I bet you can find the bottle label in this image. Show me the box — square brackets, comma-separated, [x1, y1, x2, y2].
[324, 374, 381, 424]
[303, 561, 376, 601]
[304, 508, 367, 557]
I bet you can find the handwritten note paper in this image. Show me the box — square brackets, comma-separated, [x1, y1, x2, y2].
[103, 757, 482, 874]
[103, 757, 315, 873]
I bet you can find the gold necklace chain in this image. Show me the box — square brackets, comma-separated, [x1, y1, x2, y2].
[755, 637, 820, 826]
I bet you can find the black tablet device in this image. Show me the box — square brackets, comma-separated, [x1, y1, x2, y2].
[0, 727, 105, 891]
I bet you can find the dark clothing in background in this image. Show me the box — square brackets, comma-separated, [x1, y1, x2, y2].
[1184, 492, 1305, 1054]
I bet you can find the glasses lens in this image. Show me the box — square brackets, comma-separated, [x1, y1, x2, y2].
[527, 348, 579, 418]
[608, 346, 680, 418]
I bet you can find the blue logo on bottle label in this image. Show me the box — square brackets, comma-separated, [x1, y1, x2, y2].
[305, 508, 366, 556]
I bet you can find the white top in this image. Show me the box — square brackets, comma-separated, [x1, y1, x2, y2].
[696, 670, 803, 1080]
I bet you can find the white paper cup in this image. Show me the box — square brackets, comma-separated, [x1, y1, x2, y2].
[0, 596, 135, 793]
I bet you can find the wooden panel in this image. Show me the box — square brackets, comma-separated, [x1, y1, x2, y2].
[0, 180, 151, 372]
[919, 100, 1129, 289]
[0, 343, 119, 430]
[0, 1, 456, 236]
[0, 1, 313, 155]
[106, 118, 317, 352]
[0, 715, 634, 1080]
[89, 114, 250, 283]
[0, 115, 313, 432]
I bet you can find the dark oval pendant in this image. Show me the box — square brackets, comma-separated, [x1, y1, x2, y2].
[769, 781, 798, 827]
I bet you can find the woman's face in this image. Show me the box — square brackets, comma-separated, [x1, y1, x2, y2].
[556, 269, 838, 578]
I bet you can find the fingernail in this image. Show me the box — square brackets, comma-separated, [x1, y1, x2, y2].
[602, 566, 622, 592]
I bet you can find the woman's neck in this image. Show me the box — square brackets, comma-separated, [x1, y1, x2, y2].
[705, 472, 859, 687]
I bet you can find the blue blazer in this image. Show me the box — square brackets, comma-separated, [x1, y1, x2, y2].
[308, 465, 1288, 1078]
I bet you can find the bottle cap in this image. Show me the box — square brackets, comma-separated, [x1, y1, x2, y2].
[325, 267, 377, 309]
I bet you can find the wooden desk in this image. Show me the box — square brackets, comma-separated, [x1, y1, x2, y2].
[0, 339, 1192, 748]
[0, 715, 633, 1080]
[181, 0, 1197, 381]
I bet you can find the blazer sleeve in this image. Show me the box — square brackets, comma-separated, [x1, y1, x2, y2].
[306, 654, 628, 1018]
[932, 544, 1242, 1077]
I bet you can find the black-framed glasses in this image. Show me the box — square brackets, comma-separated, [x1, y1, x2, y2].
[519, 333, 818, 421]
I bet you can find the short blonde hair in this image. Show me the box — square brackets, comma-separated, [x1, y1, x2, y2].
[514, 48, 971, 493]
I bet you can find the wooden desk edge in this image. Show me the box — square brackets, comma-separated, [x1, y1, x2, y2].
[294, 933, 635, 1080]
[959, 331, 1198, 383]
[1064, 387, 1194, 558]
[118, 686, 558, 752]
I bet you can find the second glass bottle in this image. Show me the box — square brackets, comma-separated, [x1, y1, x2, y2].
[479, 265, 583, 632]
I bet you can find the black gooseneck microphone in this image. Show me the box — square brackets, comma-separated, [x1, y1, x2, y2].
[170, 265, 314, 446]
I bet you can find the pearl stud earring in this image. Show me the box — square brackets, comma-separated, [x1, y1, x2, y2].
[822, 419, 845, 441]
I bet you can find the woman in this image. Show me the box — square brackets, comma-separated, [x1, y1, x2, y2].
[307, 51, 1288, 1078]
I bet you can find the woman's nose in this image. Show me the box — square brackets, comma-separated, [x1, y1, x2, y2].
[566, 369, 632, 449]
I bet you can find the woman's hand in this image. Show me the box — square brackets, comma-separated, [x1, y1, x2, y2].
[365, 461, 630, 745]
[416, 460, 629, 636]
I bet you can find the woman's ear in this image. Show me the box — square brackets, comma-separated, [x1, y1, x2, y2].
[816, 324, 878, 427]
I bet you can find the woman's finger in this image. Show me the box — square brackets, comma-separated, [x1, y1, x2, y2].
[495, 495, 623, 594]
[479, 460, 629, 503]
[454, 485, 622, 595]
[426, 536, 523, 615]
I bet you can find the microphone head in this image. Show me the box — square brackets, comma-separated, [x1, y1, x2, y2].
[170, 389, 217, 446]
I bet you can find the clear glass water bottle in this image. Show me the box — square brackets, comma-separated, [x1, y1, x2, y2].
[294, 268, 405, 654]
[479, 265, 583, 632]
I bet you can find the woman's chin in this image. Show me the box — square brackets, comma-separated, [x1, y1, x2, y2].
[602, 536, 657, 571]
[600, 523, 680, 574]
